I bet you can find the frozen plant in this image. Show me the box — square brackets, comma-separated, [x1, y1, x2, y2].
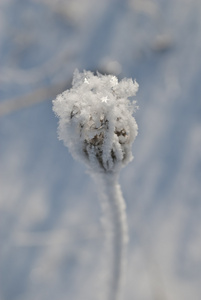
[53, 69, 138, 173]
[52, 70, 138, 300]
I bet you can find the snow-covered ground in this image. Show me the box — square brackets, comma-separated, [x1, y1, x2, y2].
[0, 1, 201, 299]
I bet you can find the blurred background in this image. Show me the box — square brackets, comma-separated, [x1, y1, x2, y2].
[0, 0, 201, 299]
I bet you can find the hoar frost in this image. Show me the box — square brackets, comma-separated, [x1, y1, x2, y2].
[53, 70, 138, 173]
[52, 70, 139, 300]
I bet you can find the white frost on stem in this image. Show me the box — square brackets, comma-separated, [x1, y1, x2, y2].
[94, 172, 128, 300]
[52, 70, 139, 300]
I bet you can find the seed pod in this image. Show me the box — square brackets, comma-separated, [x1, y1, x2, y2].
[52, 70, 138, 173]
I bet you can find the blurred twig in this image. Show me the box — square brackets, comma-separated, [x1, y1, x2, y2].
[0, 81, 70, 117]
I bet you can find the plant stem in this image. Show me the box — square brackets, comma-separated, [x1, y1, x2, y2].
[95, 172, 128, 300]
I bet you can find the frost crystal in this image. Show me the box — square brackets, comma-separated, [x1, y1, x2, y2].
[52, 70, 139, 173]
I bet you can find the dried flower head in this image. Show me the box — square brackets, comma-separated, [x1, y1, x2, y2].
[52, 70, 138, 173]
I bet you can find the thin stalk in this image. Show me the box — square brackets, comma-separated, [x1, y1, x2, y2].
[95, 172, 128, 300]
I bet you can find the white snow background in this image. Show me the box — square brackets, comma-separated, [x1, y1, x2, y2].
[0, 0, 201, 300]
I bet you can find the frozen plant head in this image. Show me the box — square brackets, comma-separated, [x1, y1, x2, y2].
[53, 70, 139, 173]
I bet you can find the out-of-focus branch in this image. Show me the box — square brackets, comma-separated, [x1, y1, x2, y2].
[0, 81, 70, 117]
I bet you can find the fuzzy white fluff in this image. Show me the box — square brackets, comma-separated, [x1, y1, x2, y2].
[52, 69, 138, 173]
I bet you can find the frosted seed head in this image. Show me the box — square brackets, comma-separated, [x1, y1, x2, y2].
[52, 70, 138, 173]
